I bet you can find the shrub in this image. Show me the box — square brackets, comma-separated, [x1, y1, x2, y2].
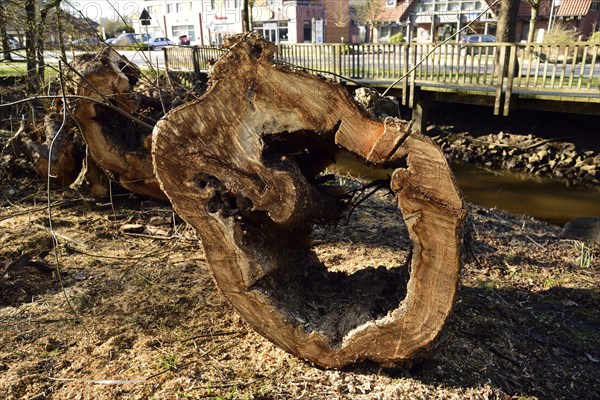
[543, 22, 579, 44]
[588, 31, 600, 44]
[389, 33, 405, 44]
[127, 43, 150, 51]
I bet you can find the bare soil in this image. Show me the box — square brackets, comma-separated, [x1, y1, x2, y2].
[0, 176, 599, 400]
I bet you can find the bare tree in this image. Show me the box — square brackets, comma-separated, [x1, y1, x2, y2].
[495, 0, 519, 76]
[357, 0, 385, 42]
[36, 1, 64, 82]
[330, 1, 351, 29]
[25, 0, 39, 92]
[242, 0, 253, 33]
[54, 2, 67, 61]
[496, 0, 519, 42]
[0, 1, 13, 61]
[526, 0, 540, 43]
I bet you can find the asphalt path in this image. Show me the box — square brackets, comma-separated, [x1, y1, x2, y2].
[6, 48, 168, 69]
[5, 48, 599, 81]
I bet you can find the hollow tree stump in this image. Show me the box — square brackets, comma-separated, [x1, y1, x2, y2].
[66, 48, 166, 200]
[152, 34, 466, 368]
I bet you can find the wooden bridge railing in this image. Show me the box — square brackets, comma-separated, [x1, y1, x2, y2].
[165, 42, 600, 115]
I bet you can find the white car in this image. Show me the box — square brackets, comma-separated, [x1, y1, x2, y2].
[145, 37, 176, 50]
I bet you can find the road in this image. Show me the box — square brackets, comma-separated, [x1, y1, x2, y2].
[9, 48, 167, 69]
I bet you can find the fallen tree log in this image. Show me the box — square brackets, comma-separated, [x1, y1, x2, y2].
[153, 33, 466, 368]
[23, 113, 81, 187]
[65, 48, 166, 200]
[0, 116, 81, 187]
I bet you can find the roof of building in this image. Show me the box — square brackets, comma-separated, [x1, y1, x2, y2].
[518, 0, 553, 18]
[378, 0, 415, 22]
[556, 0, 593, 16]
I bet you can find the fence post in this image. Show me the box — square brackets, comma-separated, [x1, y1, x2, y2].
[503, 44, 518, 116]
[163, 47, 169, 71]
[192, 46, 201, 80]
[494, 45, 506, 115]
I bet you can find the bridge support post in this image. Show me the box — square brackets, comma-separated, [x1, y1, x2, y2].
[412, 89, 431, 134]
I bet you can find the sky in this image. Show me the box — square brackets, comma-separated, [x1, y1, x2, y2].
[63, 0, 147, 21]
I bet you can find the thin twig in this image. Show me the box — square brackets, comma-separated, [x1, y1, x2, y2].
[196, 366, 285, 391]
[0, 95, 154, 130]
[47, 60, 91, 336]
[274, 59, 381, 93]
[381, 0, 501, 96]
[0, 198, 83, 222]
[122, 232, 197, 241]
[181, 330, 247, 343]
[345, 179, 390, 224]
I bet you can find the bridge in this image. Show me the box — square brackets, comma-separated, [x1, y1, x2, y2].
[164, 41, 600, 132]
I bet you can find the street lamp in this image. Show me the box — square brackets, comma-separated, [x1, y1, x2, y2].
[548, 0, 563, 31]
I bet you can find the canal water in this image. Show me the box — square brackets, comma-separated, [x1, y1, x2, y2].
[327, 152, 600, 226]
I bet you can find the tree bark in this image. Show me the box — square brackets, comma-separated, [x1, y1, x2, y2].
[25, 0, 38, 93]
[495, 0, 520, 77]
[55, 3, 67, 62]
[527, 0, 539, 43]
[496, 0, 519, 43]
[152, 33, 466, 368]
[66, 48, 166, 200]
[0, 2, 13, 61]
[23, 113, 81, 187]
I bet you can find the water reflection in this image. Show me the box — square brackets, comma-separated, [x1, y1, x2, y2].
[327, 152, 600, 226]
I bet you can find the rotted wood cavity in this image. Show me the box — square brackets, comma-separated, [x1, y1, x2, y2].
[65, 48, 166, 200]
[152, 33, 466, 368]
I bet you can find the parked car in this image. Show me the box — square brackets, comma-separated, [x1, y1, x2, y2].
[112, 33, 151, 47]
[104, 38, 116, 45]
[459, 34, 496, 55]
[5, 35, 21, 50]
[7, 38, 20, 49]
[145, 37, 176, 50]
[178, 35, 190, 45]
[71, 38, 99, 49]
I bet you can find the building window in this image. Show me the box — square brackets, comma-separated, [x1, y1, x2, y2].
[461, 2, 475, 11]
[176, 3, 184, 12]
[591, 0, 599, 10]
[167, 3, 174, 13]
[172, 25, 195, 41]
[379, 24, 402, 42]
[303, 21, 312, 42]
[225, 0, 240, 9]
[279, 23, 289, 42]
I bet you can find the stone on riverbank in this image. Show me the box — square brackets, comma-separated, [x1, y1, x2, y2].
[560, 217, 600, 243]
[429, 131, 599, 186]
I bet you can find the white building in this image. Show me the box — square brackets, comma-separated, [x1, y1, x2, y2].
[136, 0, 331, 45]
[137, 0, 244, 45]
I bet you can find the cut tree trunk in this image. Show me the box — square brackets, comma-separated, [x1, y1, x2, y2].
[152, 33, 466, 368]
[23, 113, 81, 187]
[65, 48, 166, 200]
[1, 116, 80, 187]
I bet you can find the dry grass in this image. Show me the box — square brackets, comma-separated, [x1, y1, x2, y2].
[0, 175, 598, 399]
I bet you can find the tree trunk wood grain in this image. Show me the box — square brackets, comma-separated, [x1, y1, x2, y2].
[152, 33, 466, 368]
[66, 48, 166, 200]
[23, 114, 80, 187]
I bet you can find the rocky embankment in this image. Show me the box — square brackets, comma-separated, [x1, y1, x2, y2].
[352, 87, 599, 186]
[431, 131, 600, 185]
